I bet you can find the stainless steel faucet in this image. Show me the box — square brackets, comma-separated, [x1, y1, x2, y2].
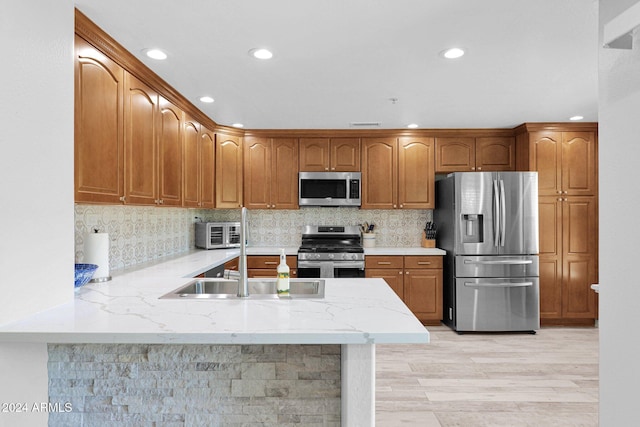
[237, 207, 250, 297]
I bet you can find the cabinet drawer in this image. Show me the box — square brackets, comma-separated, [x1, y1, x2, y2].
[365, 256, 403, 269]
[404, 256, 442, 269]
[224, 257, 239, 270]
[246, 255, 296, 269]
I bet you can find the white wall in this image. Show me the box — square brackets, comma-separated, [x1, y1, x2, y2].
[0, 0, 74, 324]
[599, 0, 640, 425]
[0, 1, 73, 426]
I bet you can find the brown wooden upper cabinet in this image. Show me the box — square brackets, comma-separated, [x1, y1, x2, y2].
[199, 127, 216, 209]
[522, 131, 597, 197]
[361, 137, 435, 209]
[244, 137, 298, 209]
[299, 138, 360, 171]
[215, 133, 243, 208]
[435, 136, 515, 173]
[74, 35, 125, 204]
[123, 72, 157, 206]
[182, 116, 216, 208]
[157, 98, 184, 206]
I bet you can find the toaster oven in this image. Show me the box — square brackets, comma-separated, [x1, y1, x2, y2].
[195, 222, 241, 249]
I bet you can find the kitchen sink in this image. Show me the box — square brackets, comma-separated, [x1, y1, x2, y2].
[159, 278, 325, 299]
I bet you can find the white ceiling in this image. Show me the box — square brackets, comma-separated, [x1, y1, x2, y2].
[74, 0, 599, 130]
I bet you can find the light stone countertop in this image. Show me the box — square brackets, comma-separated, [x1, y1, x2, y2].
[0, 249, 429, 345]
[364, 247, 446, 256]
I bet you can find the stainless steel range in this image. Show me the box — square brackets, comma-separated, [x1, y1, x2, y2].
[297, 226, 365, 278]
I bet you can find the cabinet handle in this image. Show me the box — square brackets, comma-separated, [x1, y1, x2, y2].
[325, 167, 329, 171]
[119, 196, 126, 202]
[393, 204, 397, 208]
[264, 261, 278, 265]
[471, 167, 475, 170]
[557, 191, 562, 194]
[477, 167, 482, 171]
[417, 261, 431, 265]
[400, 204, 403, 208]
[331, 167, 335, 171]
[377, 261, 391, 265]
[563, 191, 568, 194]
[406, 271, 410, 275]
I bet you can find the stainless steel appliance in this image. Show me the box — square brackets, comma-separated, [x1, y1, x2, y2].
[297, 225, 365, 278]
[298, 172, 361, 207]
[195, 222, 241, 249]
[434, 172, 540, 332]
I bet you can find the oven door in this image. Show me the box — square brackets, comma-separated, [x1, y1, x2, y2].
[297, 260, 365, 278]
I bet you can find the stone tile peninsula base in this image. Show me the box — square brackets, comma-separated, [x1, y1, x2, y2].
[48, 342, 376, 426]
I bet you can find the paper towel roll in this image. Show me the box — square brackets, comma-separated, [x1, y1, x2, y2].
[84, 232, 110, 280]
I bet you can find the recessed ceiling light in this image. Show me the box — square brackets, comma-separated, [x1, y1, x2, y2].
[569, 115, 584, 121]
[441, 47, 465, 59]
[199, 96, 214, 103]
[143, 48, 168, 60]
[407, 123, 419, 129]
[249, 48, 273, 60]
[231, 123, 244, 128]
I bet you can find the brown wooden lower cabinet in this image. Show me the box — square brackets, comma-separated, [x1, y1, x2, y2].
[224, 257, 239, 271]
[366, 255, 443, 325]
[246, 255, 297, 278]
[538, 195, 598, 325]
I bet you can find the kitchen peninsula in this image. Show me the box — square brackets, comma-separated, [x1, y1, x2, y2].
[0, 249, 429, 426]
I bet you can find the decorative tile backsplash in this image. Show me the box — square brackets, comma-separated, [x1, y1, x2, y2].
[75, 205, 433, 271]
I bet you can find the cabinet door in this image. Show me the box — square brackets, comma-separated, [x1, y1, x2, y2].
[200, 127, 216, 209]
[561, 197, 597, 318]
[404, 269, 443, 322]
[475, 136, 515, 171]
[157, 98, 183, 206]
[366, 269, 404, 299]
[182, 116, 200, 207]
[398, 137, 435, 209]
[74, 36, 124, 204]
[529, 131, 561, 196]
[435, 137, 475, 172]
[538, 196, 563, 318]
[562, 132, 597, 196]
[244, 137, 271, 209]
[299, 138, 330, 171]
[123, 73, 157, 205]
[216, 134, 243, 208]
[361, 138, 397, 209]
[330, 138, 360, 171]
[271, 138, 299, 209]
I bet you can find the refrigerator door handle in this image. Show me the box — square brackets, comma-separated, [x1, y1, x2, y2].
[463, 281, 533, 288]
[499, 179, 506, 247]
[463, 259, 533, 265]
[493, 179, 501, 246]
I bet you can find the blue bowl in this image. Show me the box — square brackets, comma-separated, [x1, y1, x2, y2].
[75, 263, 98, 288]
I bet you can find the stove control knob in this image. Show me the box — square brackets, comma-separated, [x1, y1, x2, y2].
[328, 253, 334, 259]
[314, 253, 321, 260]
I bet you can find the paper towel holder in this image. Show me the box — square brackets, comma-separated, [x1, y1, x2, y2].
[87, 228, 112, 283]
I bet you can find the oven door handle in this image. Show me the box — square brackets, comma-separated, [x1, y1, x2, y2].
[298, 260, 365, 269]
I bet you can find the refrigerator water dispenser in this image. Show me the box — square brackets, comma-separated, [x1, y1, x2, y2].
[462, 214, 483, 243]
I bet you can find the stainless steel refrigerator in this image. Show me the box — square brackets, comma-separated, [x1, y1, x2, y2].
[434, 172, 540, 332]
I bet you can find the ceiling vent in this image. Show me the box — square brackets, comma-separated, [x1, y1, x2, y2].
[349, 122, 381, 127]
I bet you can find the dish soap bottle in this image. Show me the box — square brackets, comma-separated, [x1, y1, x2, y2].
[276, 249, 290, 297]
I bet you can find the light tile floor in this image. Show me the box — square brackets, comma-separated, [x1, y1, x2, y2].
[376, 325, 599, 426]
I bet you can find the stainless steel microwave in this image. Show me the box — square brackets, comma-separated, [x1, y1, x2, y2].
[195, 222, 241, 249]
[298, 172, 361, 207]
